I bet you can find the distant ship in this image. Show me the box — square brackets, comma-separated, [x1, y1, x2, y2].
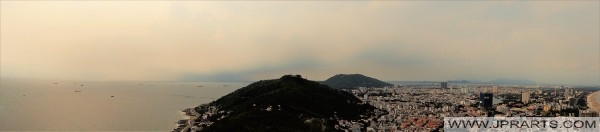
[197, 85, 203, 87]
[75, 90, 82, 92]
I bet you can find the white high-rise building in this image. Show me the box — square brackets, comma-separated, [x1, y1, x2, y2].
[522, 92, 531, 103]
[493, 86, 498, 93]
[461, 88, 469, 93]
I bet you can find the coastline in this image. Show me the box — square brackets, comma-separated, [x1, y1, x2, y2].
[174, 108, 198, 132]
[586, 91, 600, 112]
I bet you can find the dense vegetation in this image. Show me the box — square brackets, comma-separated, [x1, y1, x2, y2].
[321, 74, 393, 89]
[200, 75, 375, 131]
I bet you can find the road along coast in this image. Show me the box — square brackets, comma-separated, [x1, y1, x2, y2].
[586, 91, 600, 112]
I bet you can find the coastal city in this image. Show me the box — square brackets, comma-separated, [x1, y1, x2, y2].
[174, 82, 600, 132]
[2, 1, 599, 132]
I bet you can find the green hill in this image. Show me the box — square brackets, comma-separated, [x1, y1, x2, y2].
[321, 74, 393, 89]
[198, 75, 375, 131]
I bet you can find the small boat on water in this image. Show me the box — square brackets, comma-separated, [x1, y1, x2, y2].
[75, 90, 82, 92]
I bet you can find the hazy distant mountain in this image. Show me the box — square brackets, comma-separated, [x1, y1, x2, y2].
[321, 74, 393, 89]
[488, 79, 536, 84]
[447, 80, 470, 83]
[466, 79, 486, 83]
[446, 79, 535, 84]
[200, 75, 375, 131]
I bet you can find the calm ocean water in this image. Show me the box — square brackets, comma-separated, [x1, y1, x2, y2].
[0, 79, 248, 131]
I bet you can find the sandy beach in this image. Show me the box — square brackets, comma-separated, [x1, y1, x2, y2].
[587, 91, 600, 112]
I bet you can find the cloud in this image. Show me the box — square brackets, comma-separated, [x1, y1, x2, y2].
[1, 1, 598, 85]
[180, 58, 325, 81]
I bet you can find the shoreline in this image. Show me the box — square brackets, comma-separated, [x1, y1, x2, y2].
[173, 108, 198, 132]
[586, 91, 600, 112]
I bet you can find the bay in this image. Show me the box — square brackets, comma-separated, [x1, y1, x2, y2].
[0, 79, 247, 131]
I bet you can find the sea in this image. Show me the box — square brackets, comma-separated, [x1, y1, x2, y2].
[0, 78, 248, 131]
[2, 79, 599, 131]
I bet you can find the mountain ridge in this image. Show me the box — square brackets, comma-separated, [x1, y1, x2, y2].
[321, 74, 393, 89]
[197, 75, 376, 131]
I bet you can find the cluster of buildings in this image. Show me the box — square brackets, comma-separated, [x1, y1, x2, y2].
[173, 82, 598, 132]
[341, 83, 599, 131]
[173, 105, 222, 132]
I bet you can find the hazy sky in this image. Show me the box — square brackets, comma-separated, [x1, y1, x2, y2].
[1, 1, 599, 85]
